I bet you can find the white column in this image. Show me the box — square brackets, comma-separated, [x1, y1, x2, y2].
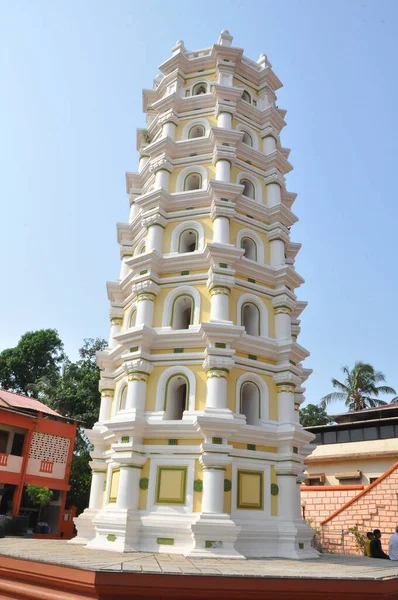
[146, 224, 164, 253]
[88, 471, 106, 510]
[201, 467, 225, 514]
[125, 372, 149, 412]
[136, 293, 155, 326]
[119, 256, 131, 280]
[217, 112, 232, 129]
[205, 369, 228, 410]
[277, 384, 295, 423]
[215, 159, 231, 183]
[162, 121, 176, 140]
[213, 216, 230, 244]
[138, 155, 149, 173]
[129, 200, 140, 223]
[266, 182, 281, 207]
[270, 239, 285, 267]
[274, 308, 291, 340]
[109, 318, 122, 348]
[210, 287, 230, 322]
[276, 474, 299, 518]
[263, 136, 276, 155]
[116, 466, 141, 510]
[98, 390, 113, 423]
[155, 169, 170, 190]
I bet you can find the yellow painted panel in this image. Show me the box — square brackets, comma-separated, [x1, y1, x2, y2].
[233, 78, 258, 98]
[143, 438, 202, 446]
[257, 445, 277, 453]
[234, 351, 276, 365]
[109, 469, 120, 503]
[162, 217, 214, 254]
[223, 463, 232, 514]
[229, 221, 270, 263]
[230, 166, 267, 205]
[139, 459, 150, 510]
[193, 459, 202, 512]
[232, 117, 262, 147]
[231, 442, 277, 453]
[270, 464, 278, 516]
[240, 473, 261, 505]
[185, 72, 217, 83]
[156, 467, 186, 503]
[145, 364, 206, 412]
[159, 271, 206, 279]
[151, 347, 205, 355]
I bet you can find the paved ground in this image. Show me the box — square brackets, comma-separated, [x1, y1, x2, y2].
[0, 538, 397, 580]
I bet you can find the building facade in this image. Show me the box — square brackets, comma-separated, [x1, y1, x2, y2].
[73, 31, 316, 559]
[0, 389, 77, 535]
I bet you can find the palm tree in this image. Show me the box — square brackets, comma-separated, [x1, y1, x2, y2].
[320, 362, 397, 412]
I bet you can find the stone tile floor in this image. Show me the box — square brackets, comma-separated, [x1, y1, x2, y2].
[0, 538, 398, 580]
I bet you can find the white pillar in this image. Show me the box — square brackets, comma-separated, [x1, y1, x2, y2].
[129, 200, 140, 223]
[217, 112, 232, 129]
[116, 466, 141, 510]
[126, 372, 149, 412]
[205, 369, 228, 410]
[266, 182, 281, 207]
[138, 155, 149, 173]
[119, 257, 131, 280]
[215, 159, 231, 183]
[88, 471, 106, 510]
[98, 390, 113, 423]
[270, 239, 285, 267]
[210, 287, 230, 322]
[155, 169, 170, 190]
[136, 293, 155, 326]
[277, 384, 295, 423]
[276, 474, 299, 518]
[263, 136, 276, 155]
[201, 467, 225, 514]
[109, 318, 122, 348]
[274, 308, 291, 340]
[213, 216, 230, 244]
[162, 121, 176, 140]
[146, 224, 164, 253]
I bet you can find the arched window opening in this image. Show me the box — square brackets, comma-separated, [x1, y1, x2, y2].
[242, 302, 260, 336]
[242, 90, 251, 104]
[164, 376, 187, 420]
[241, 237, 257, 261]
[119, 386, 128, 411]
[129, 309, 137, 328]
[172, 295, 193, 329]
[241, 179, 255, 199]
[184, 173, 202, 191]
[240, 382, 260, 426]
[188, 125, 205, 139]
[179, 230, 198, 253]
[192, 82, 207, 96]
[242, 131, 253, 146]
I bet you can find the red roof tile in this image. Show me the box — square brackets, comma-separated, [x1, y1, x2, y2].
[0, 389, 64, 419]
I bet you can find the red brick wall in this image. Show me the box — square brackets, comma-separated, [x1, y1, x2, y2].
[319, 462, 398, 555]
[301, 486, 363, 528]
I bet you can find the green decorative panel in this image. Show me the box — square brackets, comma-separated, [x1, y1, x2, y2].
[174, 348, 184, 353]
[139, 477, 149, 490]
[224, 479, 232, 492]
[168, 439, 178, 445]
[181, 271, 189, 276]
[157, 537, 174, 545]
[139, 269, 148, 275]
[247, 444, 256, 451]
[212, 437, 222, 444]
[293, 446, 298, 454]
[299, 542, 304, 550]
[130, 346, 138, 353]
[215, 342, 226, 349]
[107, 534, 117, 542]
[248, 354, 257, 361]
[248, 278, 256, 284]
[219, 263, 228, 268]
[270, 483, 279, 496]
[121, 436, 129, 443]
[193, 479, 203, 492]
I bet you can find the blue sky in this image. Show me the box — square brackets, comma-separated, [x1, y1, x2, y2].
[1, 0, 397, 412]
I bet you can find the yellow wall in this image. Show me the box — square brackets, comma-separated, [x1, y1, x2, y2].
[237, 469, 263, 509]
[162, 217, 213, 253]
[223, 463, 232, 513]
[231, 117, 262, 147]
[230, 221, 270, 264]
[227, 367, 278, 420]
[230, 166, 268, 204]
[233, 78, 258, 99]
[109, 469, 120, 503]
[229, 287, 275, 338]
[175, 115, 217, 141]
[145, 363, 207, 411]
[153, 284, 211, 327]
[169, 163, 215, 192]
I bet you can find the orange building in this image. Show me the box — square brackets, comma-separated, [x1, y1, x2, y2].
[0, 389, 77, 536]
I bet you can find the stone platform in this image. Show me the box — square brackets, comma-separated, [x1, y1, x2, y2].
[0, 538, 397, 599]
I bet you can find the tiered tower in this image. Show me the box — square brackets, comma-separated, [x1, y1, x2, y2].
[73, 31, 317, 559]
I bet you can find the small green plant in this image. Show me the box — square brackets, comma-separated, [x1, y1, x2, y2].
[26, 485, 53, 521]
[349, 525, 366, 554]
[142, 130, 151, 144]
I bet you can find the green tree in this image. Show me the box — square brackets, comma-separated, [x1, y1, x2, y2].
[26, 485, 53, 520]
[300, 404, 331, 427]
[320, 362, 397, 411]
[0, 329, 64, 396]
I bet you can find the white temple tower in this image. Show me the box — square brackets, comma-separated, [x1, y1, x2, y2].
[73, 30, 317, 559]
